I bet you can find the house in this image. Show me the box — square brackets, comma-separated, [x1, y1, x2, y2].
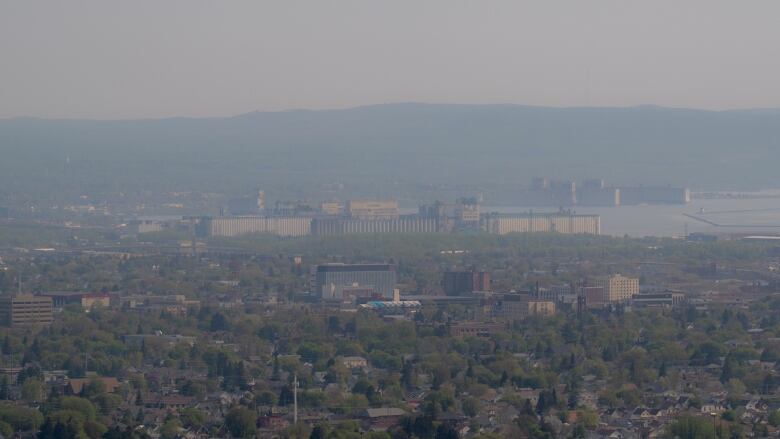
[144, 394, 195, 409]
[43, 370, 69, 386]
[362, 408, 406, 429]
[603, 408, 629, 421]
[516, 388, 541, 405]
[340, 356, 368, 369]
[578, 391, 598, 409]
[631, 407, 652, 420]
[494, 405, 519, 425]
[404, 390, 426, 410]
[67, 377, 120, 395]
[701, 402, 725, 416]
[257, 412, 289, 430]
[437, 412, 467, 428]
[592, 427, 641, 439]
[746, 398, 769, 412]
[0, 367, 22, 384]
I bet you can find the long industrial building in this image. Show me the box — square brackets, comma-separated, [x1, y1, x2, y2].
[311, 218, 437, 236]
[482, 212, 600, 235]
[618, 186, 690, 205]
[203, 214, 599, 237]
[518, 177, 690, 207]
[200, 206, 599, 237]
[205, 216, 311, 237]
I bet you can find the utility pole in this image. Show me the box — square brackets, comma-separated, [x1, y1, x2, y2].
[293, 373, 298, 425]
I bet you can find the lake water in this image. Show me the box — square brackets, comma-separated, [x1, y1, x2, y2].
[485, 194, 780, 237]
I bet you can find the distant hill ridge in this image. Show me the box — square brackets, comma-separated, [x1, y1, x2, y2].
[1, 103, 778, 201]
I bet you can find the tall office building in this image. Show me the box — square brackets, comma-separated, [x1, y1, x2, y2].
[592, 274, 639, 303]
[442, 270, 491, 296]
[312, 264, 397, 301]
[0, 295, 54, 326]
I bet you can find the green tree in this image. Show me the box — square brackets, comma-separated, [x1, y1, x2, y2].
[462, 397, 480, 418]
[0, 404, 44, 431]
[768, 410, 780, 427]
[81, 378, 107, 400]
[309, 424, 329, 439]
[0, 421, 11, 438]
[160, 418, 181, 439]
[21, 378, 43, 402]
[0, 376, 9, 400]
[94, 393, 122, 415]
[225, 406, 256, 438]
[667, 415, 717, 439]
[59, 396, 98, 421]
[179, 408, 206, 429]
[210, 312, 230, 331]
[84, 420, 108, 439]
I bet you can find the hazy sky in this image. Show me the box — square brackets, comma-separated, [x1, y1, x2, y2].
[1, 1, 779, 119]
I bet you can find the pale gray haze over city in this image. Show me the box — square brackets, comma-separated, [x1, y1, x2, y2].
[2, 0, 780, 119]
[5, 5, 780, 439]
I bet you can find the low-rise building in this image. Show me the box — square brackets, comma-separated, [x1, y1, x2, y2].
[38, 292, 111, 311]
[632, 291, 686, 308]
[450, 322, 505, 338]
[581, 286, 607, 309]
[124, 333, 197, 348]
[312, 264, 397, 300]
[494, 294, 556, 319]
[361, 407, 406, 430]
[121, 295, 200, 316]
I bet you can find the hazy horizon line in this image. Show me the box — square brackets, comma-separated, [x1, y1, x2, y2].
[4, 101, 780, 123]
